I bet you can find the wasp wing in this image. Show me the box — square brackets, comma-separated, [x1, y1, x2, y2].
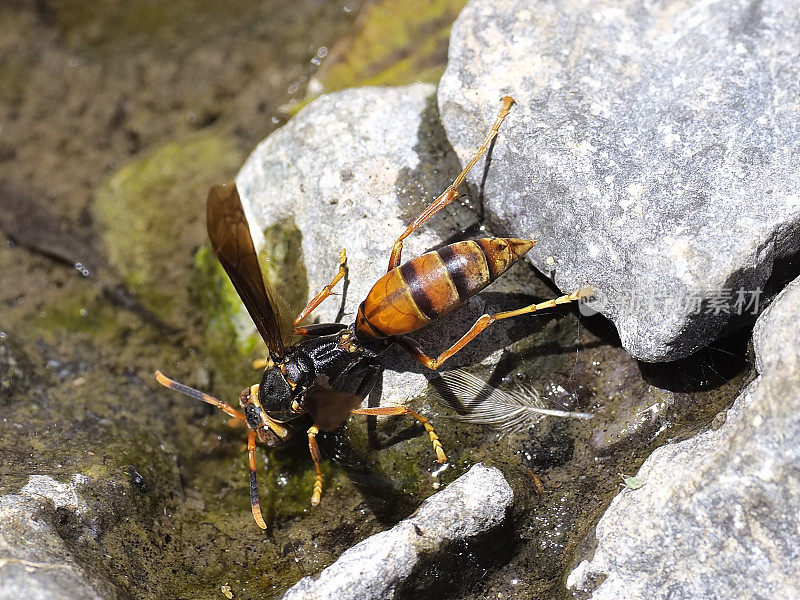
[303, 376, 365, 431]
[207, 182, 285, 356]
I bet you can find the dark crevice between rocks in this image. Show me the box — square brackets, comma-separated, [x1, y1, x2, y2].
[663, 232, 800, 363]
[759, 242, 800, 318]
[396, 507, 518, 600]
[628, 242, 800, 445]
[640, 328, 754, 395]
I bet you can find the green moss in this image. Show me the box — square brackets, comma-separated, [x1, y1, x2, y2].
[93, 133, 244, 327]
[302, 0, 466, 107]
[192, 243, 259, 351]
[260, 219, 310, 337]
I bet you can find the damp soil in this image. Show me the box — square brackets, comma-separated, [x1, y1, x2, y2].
[0, 2, 755, 600]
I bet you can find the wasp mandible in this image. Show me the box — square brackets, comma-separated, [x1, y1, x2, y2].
[156, 96, 588, 529]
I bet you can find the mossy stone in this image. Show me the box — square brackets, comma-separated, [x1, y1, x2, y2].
[302, 0, 466, 106]
[93, 133, 244, 329]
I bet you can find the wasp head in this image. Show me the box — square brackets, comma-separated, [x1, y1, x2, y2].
[238, 377, 293, 447]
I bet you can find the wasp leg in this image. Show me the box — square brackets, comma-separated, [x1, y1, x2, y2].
[397, 288, 590, 370]
[248, 430, 268, 530]
[293, 248, 348, 329]
[354, 364, 381, 399]
[351, 406, 447, 462]
[308, 425, 324, 506]
[387, 96, 515, 271]
[253, 248, 349, 369]
[295, 323, 348, 337]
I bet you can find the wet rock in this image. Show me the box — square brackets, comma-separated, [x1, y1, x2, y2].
[0, 335, 184, 599]
[0, 475, 111, 600]
[281, 463, 513, 600]
[237, 84, 526, 404]
[438, 0, 800, 361]
[567, 274, 800, 599]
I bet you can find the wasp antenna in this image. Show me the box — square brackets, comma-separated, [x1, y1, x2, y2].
[154, 370, 246, 421]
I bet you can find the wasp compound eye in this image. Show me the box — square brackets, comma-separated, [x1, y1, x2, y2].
[243, 402, 262, 431]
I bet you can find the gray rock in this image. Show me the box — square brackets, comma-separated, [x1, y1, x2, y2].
[236, 84, 541, 403]
[566, 274, 800, 599]
[281, 463, 513, 600]
[0, 475, 110, 600]
[438, 0, 800, 361]
[0, 336, 183, 600]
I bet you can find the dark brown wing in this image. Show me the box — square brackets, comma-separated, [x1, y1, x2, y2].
[207, 182, 285, 356]
[302, 376, 364, 431]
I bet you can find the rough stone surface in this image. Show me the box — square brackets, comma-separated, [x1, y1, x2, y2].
[0, 475, 109, 600]
[0, 332, 185, 600]
[438, 0, 800, 361]
[566, 274, 800, 599]
[237, 83, 542, 404]
[281, 463, 513, 600]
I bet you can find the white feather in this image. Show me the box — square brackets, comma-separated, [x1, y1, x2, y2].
[433, 370, 592, 434]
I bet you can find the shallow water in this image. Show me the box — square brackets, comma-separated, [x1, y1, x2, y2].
[0, 2, 753, 599]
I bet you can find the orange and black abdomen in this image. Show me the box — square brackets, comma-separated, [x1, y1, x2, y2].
[356, 238, 536, 339]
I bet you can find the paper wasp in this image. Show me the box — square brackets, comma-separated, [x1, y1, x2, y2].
[155, 96, 587, 529]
